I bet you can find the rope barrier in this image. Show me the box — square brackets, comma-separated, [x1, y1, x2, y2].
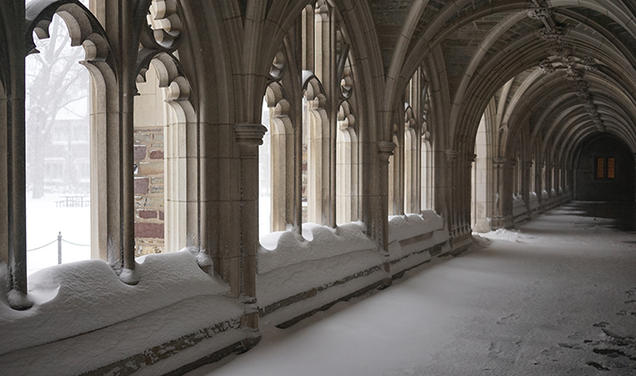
[61, 239, 90, 247]
[26, 239, 58, 252]
[27, 236, 90, 252]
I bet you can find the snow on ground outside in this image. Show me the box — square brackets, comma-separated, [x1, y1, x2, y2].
[26, 196, 91, 275]
[0, 250, 230, 355]
[189, 203, 636, 376]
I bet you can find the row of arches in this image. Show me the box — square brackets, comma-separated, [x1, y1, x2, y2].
[0, 0, 633, 312]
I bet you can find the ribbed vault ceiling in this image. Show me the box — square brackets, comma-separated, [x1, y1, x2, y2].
[368, 0, 635, 165]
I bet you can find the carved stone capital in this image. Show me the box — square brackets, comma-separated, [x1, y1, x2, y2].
[234, 123, 268, 146]
[492, 157, 507, 167]
[377, 141, 395, 163]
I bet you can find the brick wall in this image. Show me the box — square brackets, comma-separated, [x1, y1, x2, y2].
[134, 129, 165, 256]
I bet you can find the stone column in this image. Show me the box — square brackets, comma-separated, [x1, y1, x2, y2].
[377, 141, 394, 278]
[315, 3, 336, 227]
[491, 157, 506, 229]
[522, 160, 533, 212]
[5, 1, 31, 310]
[463, 153, 476, 235]
[445, 150, 458, 237]
[234, 123, 267, 330]
[536, 160, 544, 209]
[118, 2, 140, 285]
[0, 83, 7, 277]
[546, 163, 554, 200]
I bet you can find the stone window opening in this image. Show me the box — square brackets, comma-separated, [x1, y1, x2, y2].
[25, 0, 93, 274]
[595, 156, 616, 180]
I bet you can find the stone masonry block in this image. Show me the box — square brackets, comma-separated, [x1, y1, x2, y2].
[134, 145, 147, 162]
[134, 177, 150, 195]
[149, 150, 164, 159]
[135, 222, 164, 239]
[138, 210, 157, 219]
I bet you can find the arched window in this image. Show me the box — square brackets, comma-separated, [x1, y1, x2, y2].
[404, 107, 417, 213]
[302, 78, 328, 224]
[260, 98, 272, 235]
[336, 101, 358, 225]
[388, 131, 401, 216]
[421, 84, 433, 211]
[134, 2, 195, 256]
[25, 0, 93, 274]
[260, 0, 359, 238]
[471, 114, 489, 231]
[134, 54, 195, 256]
[261, 78, 294, 236]
[421, 138, 433, 210]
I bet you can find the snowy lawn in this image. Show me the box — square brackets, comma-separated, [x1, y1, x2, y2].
[188, 202, 636, 376]
[26, 195, 91, 275]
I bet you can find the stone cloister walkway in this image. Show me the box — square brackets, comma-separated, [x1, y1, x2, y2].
[189, 202, 636, 376]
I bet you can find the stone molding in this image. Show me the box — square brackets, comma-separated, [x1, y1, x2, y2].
[234, 123, 268, 146]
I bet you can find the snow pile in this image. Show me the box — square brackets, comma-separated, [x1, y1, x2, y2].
[0, 295, 245, 376]
[512, 195, 527, 216]
[0, 250, 230, 355]
[470, 234, 492, 249]
[480, 228, 522, 242]
[0, 263, 7, 306]
[257, 223, 385, 315]
[257, 249, 384, 308]
[529, 192, 539, 210]
[258, 222, 377, 274]
[387, 211, 448, 264]
[388, 211, 444, 243]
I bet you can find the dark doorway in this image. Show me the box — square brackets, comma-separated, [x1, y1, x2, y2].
[574, 134, 635, 202]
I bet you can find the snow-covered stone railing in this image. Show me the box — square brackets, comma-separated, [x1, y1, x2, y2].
[0, 250, 250, 376]
[388, 210, 450, 276]
[256, 213, 450, 326]
[257, 223, 385, 325]
[512, 195, 529, 223]
[529, 192, 540, 211]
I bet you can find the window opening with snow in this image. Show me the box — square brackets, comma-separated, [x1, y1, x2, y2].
[25, 0, 92, 274]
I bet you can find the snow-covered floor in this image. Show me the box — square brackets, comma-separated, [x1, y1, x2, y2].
[188, 202, 636, 376]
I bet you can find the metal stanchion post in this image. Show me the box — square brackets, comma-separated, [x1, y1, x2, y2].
[57, 232, 62, 265]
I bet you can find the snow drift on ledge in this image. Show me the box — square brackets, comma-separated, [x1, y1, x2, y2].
[258, 222, 378, 274]
[388, 211, 444, 243]
[0, 250, 230, 356]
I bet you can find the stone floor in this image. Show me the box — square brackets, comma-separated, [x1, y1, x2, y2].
[189, 202, 636, 376]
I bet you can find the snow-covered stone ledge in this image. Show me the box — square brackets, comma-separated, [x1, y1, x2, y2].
[257, 223, 386, 326]
[388, 211, 450, 276]
[0, 251, 250, 376]
[512, 195, 529, 224]
[255, 213, 451, 327]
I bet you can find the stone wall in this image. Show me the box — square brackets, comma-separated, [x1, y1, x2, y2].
[133, 64, 167, 256]
[134, 130, 164, 256]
